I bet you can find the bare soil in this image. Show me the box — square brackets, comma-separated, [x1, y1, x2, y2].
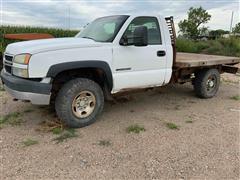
[0, 73, 239, 180]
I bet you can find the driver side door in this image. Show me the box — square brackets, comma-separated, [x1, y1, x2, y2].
[112, 16, 167, 92]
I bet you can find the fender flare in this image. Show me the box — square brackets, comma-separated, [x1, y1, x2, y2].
[46, 61, 113, 90]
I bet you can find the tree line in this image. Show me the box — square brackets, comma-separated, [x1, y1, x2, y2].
[178, 7, 240, 40]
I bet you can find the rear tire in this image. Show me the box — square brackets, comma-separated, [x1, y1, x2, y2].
[55, 78, 104, 128]
[194, 69, 220, 98]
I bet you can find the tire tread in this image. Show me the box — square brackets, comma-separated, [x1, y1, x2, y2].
[55, 78, 104, 128]
[194, 69, 220, 98]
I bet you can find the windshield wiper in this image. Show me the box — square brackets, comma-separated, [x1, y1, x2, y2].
[81, 36, 95, 41]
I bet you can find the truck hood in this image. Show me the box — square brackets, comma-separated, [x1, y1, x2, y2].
[5, 37, 103, 55]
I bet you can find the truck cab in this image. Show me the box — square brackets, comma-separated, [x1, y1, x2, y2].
[1, 14, 239, 128]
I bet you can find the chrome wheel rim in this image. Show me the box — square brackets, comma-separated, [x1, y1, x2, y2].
[206, 75, 216, 92]
[72, 91, 96, 118]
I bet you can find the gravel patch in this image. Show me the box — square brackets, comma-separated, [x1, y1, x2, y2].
[0, 73, 239, 179]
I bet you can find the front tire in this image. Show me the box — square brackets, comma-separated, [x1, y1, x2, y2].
[194, 69, 220, 98]
[55, 78, 104, 128]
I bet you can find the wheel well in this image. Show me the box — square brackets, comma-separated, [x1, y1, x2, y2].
[50, 68, 110, 102]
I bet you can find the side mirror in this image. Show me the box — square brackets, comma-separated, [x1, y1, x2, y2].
[119, 36, 129, 46]
[133, 26, 148, 46]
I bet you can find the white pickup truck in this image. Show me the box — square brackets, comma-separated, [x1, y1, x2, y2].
[1, 14, 240, 128]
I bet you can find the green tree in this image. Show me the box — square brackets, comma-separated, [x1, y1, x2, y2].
[209, 29, 229, 39]
[178, 7, 211, 39]
[232, 23, 240, 33]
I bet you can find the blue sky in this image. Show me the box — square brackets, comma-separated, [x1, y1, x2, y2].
[1, 0, 240, 32]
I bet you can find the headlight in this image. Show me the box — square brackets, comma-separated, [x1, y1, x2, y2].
[12, 67, 29, 78]
[13, 54, 31, 64]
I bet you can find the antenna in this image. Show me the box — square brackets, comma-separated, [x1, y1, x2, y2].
[68, 5, 70, 30]
[230, 11, 234, 33]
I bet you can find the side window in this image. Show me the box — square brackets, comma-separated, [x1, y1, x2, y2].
[123, 17, 162, 45]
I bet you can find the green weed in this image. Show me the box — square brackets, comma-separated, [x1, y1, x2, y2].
[166, 122, 179, 130]
[53, 129, 78, 143]
[126, 124, 145, 134]
[176, 37, 240, 57]
[52, 127, 64, 135]
[231, 95, 240, 101]
[98, 140, 111, 147]
[22, 139, 39, 147]
[0, 112, 23, 126]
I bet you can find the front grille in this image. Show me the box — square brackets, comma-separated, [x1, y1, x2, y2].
[4, 54, 14, 74]
[5, 55, 13, 62]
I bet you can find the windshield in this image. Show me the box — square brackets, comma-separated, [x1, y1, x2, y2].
[76, 15, 129, 42]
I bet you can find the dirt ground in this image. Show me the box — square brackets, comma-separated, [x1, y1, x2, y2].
[0, 72, 239, 180]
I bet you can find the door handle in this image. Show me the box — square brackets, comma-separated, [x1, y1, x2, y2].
[157, 51, 166, 57]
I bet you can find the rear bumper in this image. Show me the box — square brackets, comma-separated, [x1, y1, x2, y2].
[1, 70, 52, 105]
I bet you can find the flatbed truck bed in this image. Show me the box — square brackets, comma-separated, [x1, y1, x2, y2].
[176, 53, 240, 68]
[171, 52, 240, 84]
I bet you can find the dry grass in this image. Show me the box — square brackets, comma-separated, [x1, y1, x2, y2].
[98, 140, 111, 147]
[52, 129, 78, 144]
[0, 84, 5, 91]
[22, 139, 39, 147]
[35, 119, 64, 133]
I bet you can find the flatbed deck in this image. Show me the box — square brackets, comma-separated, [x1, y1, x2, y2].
[175, 53, 240, 68]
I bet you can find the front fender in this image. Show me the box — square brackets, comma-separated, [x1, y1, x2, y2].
[46, 61, 113, 90]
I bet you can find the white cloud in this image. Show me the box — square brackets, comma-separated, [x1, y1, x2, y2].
[2, 9, 58, 27]
[66, 0, 130, 21]
[1, 0, 239, 31]
[208, 3, 240, 30]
